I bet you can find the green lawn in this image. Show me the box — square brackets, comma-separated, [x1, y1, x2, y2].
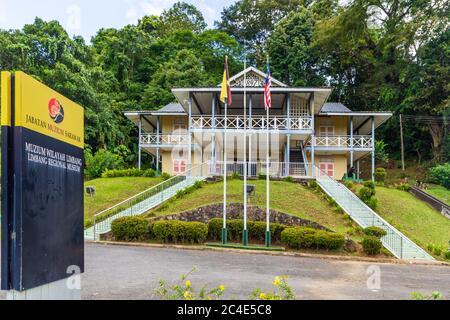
[426, 184, 450, 206]
[148, 179, 355, 235]
[375, 186, 450, 252]
[84, 177, 163, 221]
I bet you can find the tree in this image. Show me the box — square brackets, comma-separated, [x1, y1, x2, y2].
[159, 1, 207, 35]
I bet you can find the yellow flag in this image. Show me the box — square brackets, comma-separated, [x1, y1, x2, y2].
[220, 69, 228, 104]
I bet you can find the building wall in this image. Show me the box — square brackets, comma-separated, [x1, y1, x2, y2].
[315, 116, 348, 135]
[305, 154, 348, 180]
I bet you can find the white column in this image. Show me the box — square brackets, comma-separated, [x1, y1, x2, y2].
[156, 116, 160, 173]
[350, 116, 354, 168]
[371, 116, 375, 182]
[286, 94, 291, 176]
[138, 115, 142, 170]
[310, 94, 315, 177]
[211, 94, 216, 171]
[188, 95, 193, 174]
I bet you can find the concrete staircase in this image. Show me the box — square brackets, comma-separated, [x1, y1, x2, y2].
[316, 173, 434, 260]
[84, 176, 204, 241]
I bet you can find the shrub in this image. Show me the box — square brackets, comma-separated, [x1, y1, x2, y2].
[444, 251, 450, 260]
[258, 173, 267, 180]
[84, 219, 93, 229]
[363, 226, 387, 238]
[283, 176, 295, 183]
[374, 168, 387, 184]
[344, 181, 354, 190]
[396, 183, 412, 192]
[366, 197, 378, 210]
[231, 172, 240, 179]
[161, 172, 171, 181]
[363, 181, 376, 191]
[313, 231, 345, 250]
[361, 236, 382, 255]
[427, 243, 435, 252]
[281, 227, 344, 251]
[208, 218, 224, 240]
[429, 163, 450, 189]
[85, 149, 125, 180]
[102, 168, 156, 178]
[433, 246, 442, 256]
[358, 187, 375, 203]
[111, 216, 149, 241]
[308, 180, 319, 190]
[152, 220, 208, 244]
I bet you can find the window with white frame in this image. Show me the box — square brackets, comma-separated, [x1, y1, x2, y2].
[319, 126, 335, 136]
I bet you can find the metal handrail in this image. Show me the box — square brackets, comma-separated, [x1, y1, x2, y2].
[91, 162, 209, 239]
[315, 166, 433, 260]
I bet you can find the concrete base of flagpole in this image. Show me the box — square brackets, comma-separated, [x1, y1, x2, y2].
[221, 228, 228, 244]
[265, 231, 271, 247]
[242, 229, 249, 246]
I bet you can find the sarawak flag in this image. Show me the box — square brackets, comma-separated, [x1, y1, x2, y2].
[220, 56, 232, 106]
[264, 62, 272, 110]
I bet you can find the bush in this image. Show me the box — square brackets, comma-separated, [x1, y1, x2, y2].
[308, 180, 319, 190]
[344, 181, 354, 189]
[231, 172, 240, 179]
[152, 220, 207, 244]
[429, 163, 450, 189]
[361, 236, 382, 255]
[363, 226, 387, 238]
[85, 149, 125, 179]
[102, 168, 156, 178]
[366, 197, 378, 210]
[161, 172, 171, 181]
[444, 251, 450, 260]
[358, 187, 375, 202]
[111, 216, 149, 241]
[281, 227, 344, 251]
[208, 219, 286, 243]
[396, 183, 412, 192]
[433, 246, 442, 256]
[363, 181, 376, 191]
[374, 168, 387, 184]
[283, 176, 295, 183]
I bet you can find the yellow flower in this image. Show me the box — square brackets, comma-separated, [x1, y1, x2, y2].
[259, 293, 267, 300]
[184, 291, 193, 300]
[273, 276, 281, 287]
[185, 280, 191, 288]
[219, 285, 225, 291]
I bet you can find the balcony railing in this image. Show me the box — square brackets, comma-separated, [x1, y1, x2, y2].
[191, 116, 313, 131]
[308, 135, 373, 149]
[141, 134, 190, 146]
[208, 161, 310, 178]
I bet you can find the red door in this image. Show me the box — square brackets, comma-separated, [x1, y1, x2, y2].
[173, 160, 187, 174]
[319, 162, 334, 178]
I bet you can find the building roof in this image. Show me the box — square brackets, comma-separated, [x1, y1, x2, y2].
[152, 103, 186, 115]
[321, 102, 352, 113]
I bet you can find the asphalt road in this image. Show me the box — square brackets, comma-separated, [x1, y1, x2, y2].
[1, 243, 449, 300]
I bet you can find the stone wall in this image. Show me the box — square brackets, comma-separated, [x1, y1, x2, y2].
[149, 203, 331, 231]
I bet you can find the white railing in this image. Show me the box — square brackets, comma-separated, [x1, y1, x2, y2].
[308, 135, 372, 149]
[208, 161, 309, 178]
[141, 134, 190, 145]
[191, 116, 313, 131]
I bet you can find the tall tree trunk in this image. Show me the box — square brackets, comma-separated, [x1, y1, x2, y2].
[429, 123, 444, 163]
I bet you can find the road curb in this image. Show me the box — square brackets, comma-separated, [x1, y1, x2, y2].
[86, 240, 450, 267]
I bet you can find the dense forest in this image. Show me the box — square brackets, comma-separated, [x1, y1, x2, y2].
[0, 0, 448, 171]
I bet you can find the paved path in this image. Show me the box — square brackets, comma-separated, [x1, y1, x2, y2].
[1, 243, 449, 300]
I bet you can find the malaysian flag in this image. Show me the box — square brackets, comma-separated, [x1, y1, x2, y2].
[264, 62, 271, 110]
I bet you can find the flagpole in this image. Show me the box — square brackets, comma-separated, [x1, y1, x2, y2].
[221, 56, 229, 245]
[265, 56, 271, 247]
[243, 44, 248, 246]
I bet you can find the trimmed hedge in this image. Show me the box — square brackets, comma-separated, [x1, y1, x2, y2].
[111, 216, 149, 241]
[363, 226, 387, 238]
[151, 220, 208, 244]
[361, 236, 382, 255]
[102, 168, 156, 178]
[208, 218, 286, 243]
[280, 227, 345, 251]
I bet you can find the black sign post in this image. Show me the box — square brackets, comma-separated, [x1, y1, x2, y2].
[1, 71, 84, 299]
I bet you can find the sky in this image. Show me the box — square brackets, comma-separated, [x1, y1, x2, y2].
[0, 0, 235, 41]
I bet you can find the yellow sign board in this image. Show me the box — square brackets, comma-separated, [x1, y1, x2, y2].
[12, 71, 84, 149]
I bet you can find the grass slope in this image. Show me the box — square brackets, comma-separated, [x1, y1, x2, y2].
[426, 185, 450, 206]
[148, 179, 354, 235]
[375, 187, 450, 251]
[84, 177, 163, 222]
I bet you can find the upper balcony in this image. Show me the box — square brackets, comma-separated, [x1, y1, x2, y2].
[306, 135, 373, 150]
[140, 134, 191, 148]
[190, 116, 313, 133]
